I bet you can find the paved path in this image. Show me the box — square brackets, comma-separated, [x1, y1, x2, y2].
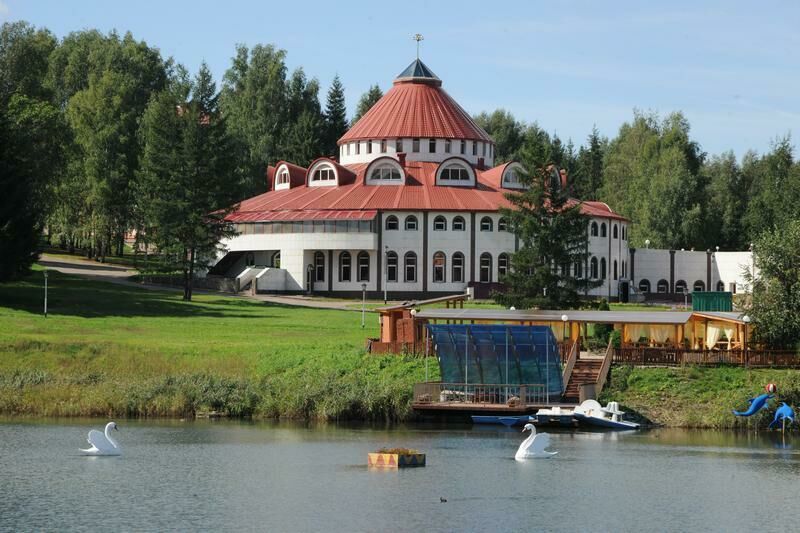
[38, 254, 366, 311]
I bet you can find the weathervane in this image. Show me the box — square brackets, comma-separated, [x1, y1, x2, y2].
[413, 34, 424, 59]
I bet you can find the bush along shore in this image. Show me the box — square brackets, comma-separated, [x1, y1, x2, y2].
[601, 365, 800, 429]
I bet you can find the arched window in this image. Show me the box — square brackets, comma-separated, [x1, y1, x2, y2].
[600, 223, 607, 238]
[480, 253, 492, 283]
[272, 251, 281, 268]
[314, 251, 325, 282]
[657, 279, 669, 293]
[574, 260, 583, 278]
[613, 224, 618, 239]
[590, 222, 598, 237]
[639, 279, 651, 293]
[480, 217, 493, 231]
[452, 216, 466, 231]
[600, 257, 607, 279]
[590, 257, 598, 279]
[357, 251, 370, 282]
[369, 163, 402, 181]
[339, 252, 351, 282]
[385, 215, 399, 230]
[498, 217, 509, 231]
[622, 226, 627, 240]
[386, 251, 398, 282]
[498, 253, 509, 278]
[404, 215, 418, 231]
[404, 252, 417, 282]
[675, 280, 687, 294]
[433, 252, 446, 283]
[276, 168, 290, 186]
[716, 280, 725, 292]
[439, 165, 471, 181]
[311, 165, 336, 183]
[693, 280, 705, 292]
[433, 216, 447, 231]
[613, 260, 618, 280]
[452, 252, 465, 283]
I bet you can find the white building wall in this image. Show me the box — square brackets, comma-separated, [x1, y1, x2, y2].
[713, 251, 755, 293]
[427, 212, 473, 292]
[339, 137, 494, 167]
[475, 213, 515, 283]
[382, 211, 424, 293]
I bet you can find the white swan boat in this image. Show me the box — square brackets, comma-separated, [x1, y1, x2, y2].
[573, 400, 640, 430]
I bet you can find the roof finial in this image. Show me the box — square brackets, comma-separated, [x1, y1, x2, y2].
[413, 33, 424, 60]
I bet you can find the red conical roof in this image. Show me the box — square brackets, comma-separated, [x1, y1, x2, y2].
[339, 61, 493, 145]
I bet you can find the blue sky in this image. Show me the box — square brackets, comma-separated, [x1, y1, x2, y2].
[3, 0, 798, 156]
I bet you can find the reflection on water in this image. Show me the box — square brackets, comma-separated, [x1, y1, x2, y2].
[0, 418, 798, 532]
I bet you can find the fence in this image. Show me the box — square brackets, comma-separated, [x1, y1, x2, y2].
[613, 346, 800, 368]
[413, 382, 550, 406]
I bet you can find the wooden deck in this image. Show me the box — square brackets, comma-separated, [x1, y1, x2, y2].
[613, 346, 800, 367]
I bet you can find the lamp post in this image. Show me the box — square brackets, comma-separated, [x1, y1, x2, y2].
[645, 239, 650, 249]
[361, 283, 367, 328]
[743, 315, 751, 366]
[383, 245, 389, 305]
[43, 269, 48, 318]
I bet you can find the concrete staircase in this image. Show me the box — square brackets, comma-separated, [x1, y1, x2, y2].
[562, 357, 604, 403]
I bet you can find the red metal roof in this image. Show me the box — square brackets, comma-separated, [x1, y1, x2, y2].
[227, 162, 629, 222]
[227, 209, 377, 223]
[339, 79, 493, 144]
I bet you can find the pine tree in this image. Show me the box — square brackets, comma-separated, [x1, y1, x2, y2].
[322, 75, 347, 157]
[138, 63, 241, 300]
[495, 165, 600, 309]
[352, 84, 382, 123]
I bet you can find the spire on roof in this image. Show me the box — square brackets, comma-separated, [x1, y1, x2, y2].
[395, 59, 441, 86]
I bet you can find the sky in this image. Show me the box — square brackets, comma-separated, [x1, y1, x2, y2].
[3, 0, 799, 157]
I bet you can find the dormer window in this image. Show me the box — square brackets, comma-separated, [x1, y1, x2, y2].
[412, 138, 420, 152]
[308, 162, 338, 187]
[441, 167, 470, 181]
[366, 159, 404, 185]
[277, 169, 290, 185]
[275, 167, 292, 190]
[502, 163, 526, 189]
[436, 159, 475, 187]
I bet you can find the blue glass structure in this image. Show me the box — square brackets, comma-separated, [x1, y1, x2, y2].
[427, 324, 563, 397]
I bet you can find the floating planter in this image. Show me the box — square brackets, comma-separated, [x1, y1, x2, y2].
[368, 448, 426, 468]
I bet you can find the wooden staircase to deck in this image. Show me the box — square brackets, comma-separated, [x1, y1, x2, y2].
[562, 357, 604, 403]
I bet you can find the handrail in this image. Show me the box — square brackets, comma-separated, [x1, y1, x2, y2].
[595, 337, 614, 395]
[612, 346, 800, 368]
[413, 382, 548, 406]
[561, 340, 579, 394]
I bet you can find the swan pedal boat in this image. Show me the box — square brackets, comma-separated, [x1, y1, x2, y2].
[573, 400, 640, 430]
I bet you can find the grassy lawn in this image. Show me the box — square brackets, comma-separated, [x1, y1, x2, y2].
[0, 267, 430, 420]
[602, 365, 800, 428]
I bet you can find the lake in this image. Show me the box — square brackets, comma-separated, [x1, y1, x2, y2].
[1, 419, 797, 532]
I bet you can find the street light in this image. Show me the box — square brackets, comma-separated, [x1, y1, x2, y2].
[645, 239, 650, 249]
[43, 269, 48, 318]
[743, 315, 751, 365]
[361, 283, 367, 328]
[383, 245, 389, 304]
[561, 314, 569, 341]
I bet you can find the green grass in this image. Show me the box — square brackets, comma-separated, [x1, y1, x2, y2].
[602, 365, 800, 428]
[0, 267, 432, 420]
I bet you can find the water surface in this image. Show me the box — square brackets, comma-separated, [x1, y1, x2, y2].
[1, 419, 797, 532]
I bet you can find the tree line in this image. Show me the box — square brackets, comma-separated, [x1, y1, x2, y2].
[0, 21, 385, 289]
[475, 110, 800, 252]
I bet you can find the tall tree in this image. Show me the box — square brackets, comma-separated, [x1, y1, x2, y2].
[601, 111, 707, 249]
[495, 162, 600, 309]
[352, 84, 382, 123]
[220, 44, 289, 195]
[745, 219, 800, 349]
[322, 75, 347, 157]
[138, 63, 241, 301]
[473, 109, 525, 163]
[0, 22, 63, 280]
[281, 68, 324, 164]
[571, 126, 605, 200]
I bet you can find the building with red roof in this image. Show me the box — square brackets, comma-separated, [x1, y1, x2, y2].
[215, 58, 633, 299]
